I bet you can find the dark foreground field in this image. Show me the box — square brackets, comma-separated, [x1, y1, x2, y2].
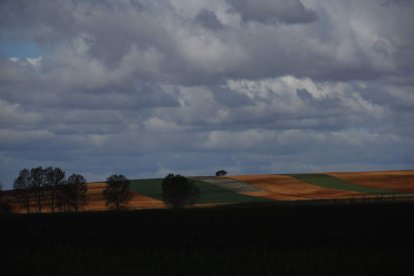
[1, 202, 414, 275]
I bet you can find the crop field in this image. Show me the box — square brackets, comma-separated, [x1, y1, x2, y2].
[129, 179, 164, 200]
[87, 182, 164, 211]
[192, 180, 268, 204]
[3, 172, 414, 274]
[328, 171, 414, 193]
[5, 170, 414, 214]
[130, 178, 266, 205]
[8, 182, 165, 213]
[226, 174, 362, 200]
[287, 174, 394, 194]
[83, 182, 107, 211]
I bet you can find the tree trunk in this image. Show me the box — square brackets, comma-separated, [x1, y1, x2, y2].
[26, 198, 30, 214]
[51, 190, 55, 212]
[75, 193, 78, 212]
[38, 190, 42, 213]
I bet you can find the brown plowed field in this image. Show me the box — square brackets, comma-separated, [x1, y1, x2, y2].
[84, 183, 223, 210]
[9, 183, 165, 213]
[227, 175, 361, 201]
[328, 171, 414, 193]
[84, 183, 165, 211]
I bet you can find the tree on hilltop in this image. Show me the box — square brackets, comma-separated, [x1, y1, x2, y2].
[103, 174, 133, 211]
[162, 174, 199, 209]
[215, 170, 228, 176]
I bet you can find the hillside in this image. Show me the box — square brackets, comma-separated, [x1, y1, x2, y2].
[6, 170, 414, 213]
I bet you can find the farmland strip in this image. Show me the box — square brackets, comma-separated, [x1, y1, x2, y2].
[288, 174, 394, 194]
[130, 178, 269, 204]
[228, 175, 361, 201]
[328, 171, 414, 193]
[190, 176, 263, 193]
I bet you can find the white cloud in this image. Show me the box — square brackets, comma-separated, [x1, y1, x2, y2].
[0, 0, 413, 188]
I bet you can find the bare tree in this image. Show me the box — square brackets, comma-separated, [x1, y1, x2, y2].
[13, 168, 32, 214]
[103, 174, 133, 211]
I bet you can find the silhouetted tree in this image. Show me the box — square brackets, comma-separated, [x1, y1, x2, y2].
[45, 167, 65, 212]
[56, 182, 72, 212]
[162, 174, 199, 209]
[31, 167, 47, 213]
[0, 182, 12, 214]
[215, 170, 228, 176]
[13, 168, 32, 214]
[66, 174, 87, 212]
[103, 174, 133, 211]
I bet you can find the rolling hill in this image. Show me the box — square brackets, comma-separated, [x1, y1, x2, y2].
[6, 170, 414, 213]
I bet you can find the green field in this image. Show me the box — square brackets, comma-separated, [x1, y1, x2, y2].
[192, 180, 270, 204]
[288, 174, 394, 194]
[130, 178, 164, 199]
[129, 178, 269, 204]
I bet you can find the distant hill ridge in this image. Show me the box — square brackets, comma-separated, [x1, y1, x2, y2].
[5, 170, 414, 213]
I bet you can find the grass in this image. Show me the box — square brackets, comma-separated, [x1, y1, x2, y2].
[129, 178, 164, 200]
[288, 174, 395, 194]
[129, 178, 270, 204]
[192, 180, 270, 204]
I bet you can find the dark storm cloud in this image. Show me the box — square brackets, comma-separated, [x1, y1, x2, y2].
[211, 86, 254, 107]
[226, 0, 317, 25]
[296, 89, 313, 102]
[296, 88, 342, 110]
[195, 9, 224, 30]
[0, 0, 413, 188]
[358, 84, 414, 112]
[2, 0, 413, 83]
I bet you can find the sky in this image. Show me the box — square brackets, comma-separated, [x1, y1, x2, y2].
[1, 0, 413, 189]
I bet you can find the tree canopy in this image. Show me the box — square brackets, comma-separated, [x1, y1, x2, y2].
[162, 174, 199, 209]
[12, 167, 87, 213]
[66, 174, 88, 212]
[215, 170, 228, 176]
[103, 174, 133, 211]
[13, 168, 32, 213]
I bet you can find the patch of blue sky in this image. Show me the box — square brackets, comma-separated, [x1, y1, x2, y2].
[0, 41, 40, 58]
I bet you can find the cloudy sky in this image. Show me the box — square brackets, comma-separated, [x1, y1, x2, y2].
[1, 0, 413, 188]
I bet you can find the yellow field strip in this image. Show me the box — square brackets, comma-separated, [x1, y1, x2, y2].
[328, 171, 414, 193]
[227, 174, 361, 201]
[85, 183, 165, 211]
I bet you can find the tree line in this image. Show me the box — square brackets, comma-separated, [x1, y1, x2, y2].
[1, 167, 204, 215]
[8, 167, 134, 213]
[12, 167, 87, 213]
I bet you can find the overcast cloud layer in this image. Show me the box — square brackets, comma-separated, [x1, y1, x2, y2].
[1, 0, 413, 188]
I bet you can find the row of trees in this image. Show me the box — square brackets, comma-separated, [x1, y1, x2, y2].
[11, 167, 136, 213]
[5, 167, 203, 214]
[100, 173, 200, 209]
[13, 167, 87, 213]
